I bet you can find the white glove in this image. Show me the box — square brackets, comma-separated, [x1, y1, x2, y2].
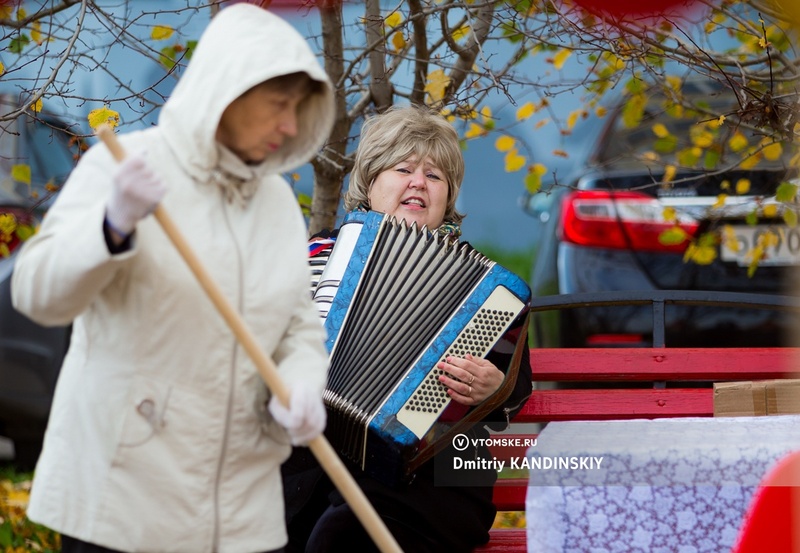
[106, 152, 166, 236]
[268, 384, 326, 446]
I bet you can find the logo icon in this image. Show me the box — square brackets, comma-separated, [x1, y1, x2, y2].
[452, 433, 469, 451]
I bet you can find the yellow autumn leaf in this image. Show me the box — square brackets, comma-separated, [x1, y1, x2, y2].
[391, 32, 406, 51]
[595, 106, 607, 117]
[662, 206, 677, 222]
[722, 225, 740, 252]
[729, 131, 748, 152]
[720, 180, 730, 190]
[87, 106, 121, 130]
[384, 11, 403, 28]
[691, 129, 714, 148]
[535, 119, 550, 129]
[663, 164, 676, 183]
[525, 165, 547, 194]
[480, 105, 492, 122]
[0, 213, 17, 236]
[763, 204, 778, 218]
[551, 49, 571, 70]
[516, 103, 536, 121]
[740, 153, 761, 170]
[464, 122, 485, 139]
[712, 194, 728, 209]
[665, 75, 681, 92]
[31, 21, 42, 45]
[762, 141, 783, 161]
[452, 25, 470, 41]
[652, 123, 670, 138]
[424, 69, 450, 104]
[566, 109, 582, 131]
[735, 178, 751, 195]
[684, 243, 717, 265]
[29, 99, 42, 113]
[641, 152, 659, 162]
[504, 149, 526, 172]
[717, 115, 726, 126]
[759, 229, 779, 249]
[495, 135, 515, 152]
[0, 6, 11, 18]
[552, 149, 568, 158]
[151, 25, 174, 41]
[11, 164, 31, 185]
[0, 62, 4, 77]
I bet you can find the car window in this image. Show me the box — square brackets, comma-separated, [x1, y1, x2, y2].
[0, 116, 80, 212]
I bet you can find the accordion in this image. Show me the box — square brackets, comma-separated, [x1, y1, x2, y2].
[313, 211, 531, 485]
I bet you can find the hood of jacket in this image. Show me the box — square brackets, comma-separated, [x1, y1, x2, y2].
[158, 3, 334, 198]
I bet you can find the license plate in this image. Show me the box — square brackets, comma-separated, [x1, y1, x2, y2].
[720, 225, 800, 266]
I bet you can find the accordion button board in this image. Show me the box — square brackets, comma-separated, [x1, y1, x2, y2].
[395, 286, 523, 438]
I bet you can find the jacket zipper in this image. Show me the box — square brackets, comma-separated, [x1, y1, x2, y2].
[212, 196, 245, 552]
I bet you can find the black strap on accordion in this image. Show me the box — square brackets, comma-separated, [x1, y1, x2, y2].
[405, 308, 532, 475]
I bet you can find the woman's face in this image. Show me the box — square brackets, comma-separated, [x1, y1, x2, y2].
[368, 156, 449, 230]
[216, 83, 305, 164]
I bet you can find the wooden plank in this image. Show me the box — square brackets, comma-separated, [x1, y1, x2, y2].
[515, 389, 713, 422]
[491, 479, 528, 511]
[528, 348, 800, 381]
[476, 529, 527, 553]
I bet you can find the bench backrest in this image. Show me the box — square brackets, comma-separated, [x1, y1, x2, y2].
[490, 290, 800, 512]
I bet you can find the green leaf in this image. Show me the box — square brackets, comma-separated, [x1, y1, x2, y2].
[9, 34, 30, 54]
[697, 232, 718, 247]
[524, 172, 542, 194]
[677, 147, 699, 167]
[703, 149, 721, 170]
[159, 45, 178, 69]
[745, 209, 758, 226]
[653, 135, 678, 154]
[658, 226, 690, 245]
[15, 223, 35, 241]
[184, 40, 198, 61]
[0, 519, 12, 546]
[621, 95, 645, 128]
[296, 192, 312, 217]
[783, 208, 798, 228]
[775, 181, 798, 203]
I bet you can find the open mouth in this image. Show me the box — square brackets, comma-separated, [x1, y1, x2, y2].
[402, 197, 426, 208]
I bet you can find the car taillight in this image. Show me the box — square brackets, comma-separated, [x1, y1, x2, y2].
[0, 207, 33, 256]
[560, 190, 699, 253]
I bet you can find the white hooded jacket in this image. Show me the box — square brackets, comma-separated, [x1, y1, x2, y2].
[11, 5, 334, 552]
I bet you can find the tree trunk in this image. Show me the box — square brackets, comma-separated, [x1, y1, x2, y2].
[310, 2, 353, 235]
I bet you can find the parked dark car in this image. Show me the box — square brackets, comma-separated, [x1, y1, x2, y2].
[0, 95, 82, 467]
[522, 78, 800, 348]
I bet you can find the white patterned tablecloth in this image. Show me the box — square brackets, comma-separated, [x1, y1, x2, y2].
[525, 415, 800, 553]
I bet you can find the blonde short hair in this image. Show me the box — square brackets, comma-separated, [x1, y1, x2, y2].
[344, 105, 465, 224]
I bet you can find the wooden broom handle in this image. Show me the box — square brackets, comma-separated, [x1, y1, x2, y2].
[96, 124, 402, 553]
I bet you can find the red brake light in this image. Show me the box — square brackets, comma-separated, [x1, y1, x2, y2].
[560, 190, 699, 253]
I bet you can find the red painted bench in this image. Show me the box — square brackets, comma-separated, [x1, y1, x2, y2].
[474, 290, 800, 553]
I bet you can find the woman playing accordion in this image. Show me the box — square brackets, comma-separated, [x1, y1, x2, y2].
[282, 105, 532, 553]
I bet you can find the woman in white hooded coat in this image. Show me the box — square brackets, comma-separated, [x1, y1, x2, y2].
[11, 4, 334, 553]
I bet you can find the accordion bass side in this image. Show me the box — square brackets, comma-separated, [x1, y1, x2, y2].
[313, 211, 531, 485]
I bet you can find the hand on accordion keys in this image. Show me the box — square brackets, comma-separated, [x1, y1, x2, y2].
[437, 354, 504, 405]
[268, 384, 327, 446]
